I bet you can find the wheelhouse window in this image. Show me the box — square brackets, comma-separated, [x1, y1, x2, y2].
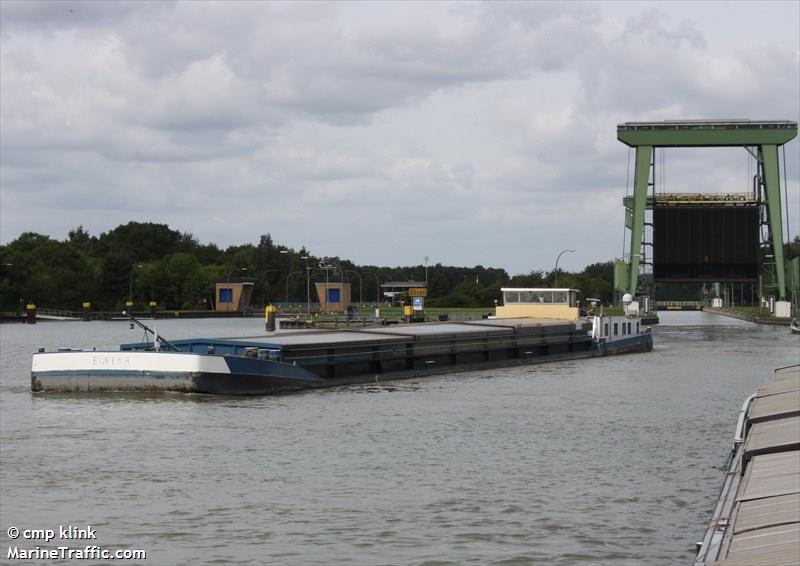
[501, 288, 579, 306]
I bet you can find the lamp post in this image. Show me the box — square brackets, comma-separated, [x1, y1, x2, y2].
[344, 270, 363, 306]
[300, 256, 311, 318]
[285, 270, 304, 305]
[424, 256, 429, 286]
[363, 271, 380, 304]
[553, 249, 574, 288]
[227, 266, 247, 282]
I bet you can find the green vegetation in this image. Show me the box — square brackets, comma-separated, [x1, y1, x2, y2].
[0, 222, 619, 311]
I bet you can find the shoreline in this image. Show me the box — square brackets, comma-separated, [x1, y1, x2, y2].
[705, 307, 793, 326]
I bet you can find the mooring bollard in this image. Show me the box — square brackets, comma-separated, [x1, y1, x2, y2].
[265, 304, 277, 331]
[26, 303, 37, 324]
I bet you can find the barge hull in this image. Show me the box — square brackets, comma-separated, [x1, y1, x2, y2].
[31, 318, 651, 396]
[32, 348, 605, 395]
[595, 332, 653, 355]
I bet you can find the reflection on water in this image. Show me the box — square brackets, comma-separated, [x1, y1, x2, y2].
[1, 312, 798, 565]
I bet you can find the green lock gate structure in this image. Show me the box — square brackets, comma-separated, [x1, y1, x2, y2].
[615, 119, 798, 301]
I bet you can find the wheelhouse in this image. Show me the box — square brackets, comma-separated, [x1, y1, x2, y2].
[496, 288, 581, 320]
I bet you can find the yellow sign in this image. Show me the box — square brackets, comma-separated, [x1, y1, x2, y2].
[408, 288, 427, 297]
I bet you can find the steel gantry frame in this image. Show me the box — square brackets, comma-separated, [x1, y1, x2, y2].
[616, 120, 798, 299]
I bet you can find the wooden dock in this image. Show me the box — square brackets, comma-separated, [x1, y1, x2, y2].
[694, 364, 800, 566]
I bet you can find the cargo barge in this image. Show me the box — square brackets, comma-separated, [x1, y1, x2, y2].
[31, 289, 653, 396]
[694, 364, 799, 566]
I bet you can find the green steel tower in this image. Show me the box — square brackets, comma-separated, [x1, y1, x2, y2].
[615, 120, 797, 300]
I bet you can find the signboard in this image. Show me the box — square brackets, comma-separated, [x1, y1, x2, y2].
[408, 288, 427, 297]
[412, 297, 424, 311]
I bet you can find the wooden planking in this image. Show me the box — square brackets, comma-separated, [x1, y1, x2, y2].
[742, 416, 800, 461]
[733, 493, 800, 534]
[774, 365, 800, 377]
[697, 366, 800, 566]
[714, 523, 800, 566]
[758, 369, 800, 397]
[748, 390, 800, 422]
[738, 452, 800, 501]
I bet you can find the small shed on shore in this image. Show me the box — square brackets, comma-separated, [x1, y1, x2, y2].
[215, 278, 255, 312]
[315, 282, 351, 313]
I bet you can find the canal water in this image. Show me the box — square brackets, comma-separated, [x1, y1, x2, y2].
[1, 312, 797, 565]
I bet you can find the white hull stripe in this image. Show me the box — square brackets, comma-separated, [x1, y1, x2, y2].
[32, 351, 230, 375]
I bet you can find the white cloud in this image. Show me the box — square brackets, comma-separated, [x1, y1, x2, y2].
[1, 1, 798, 274]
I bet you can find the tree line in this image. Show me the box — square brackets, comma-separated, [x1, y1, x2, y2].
[0, 222, 616, 311]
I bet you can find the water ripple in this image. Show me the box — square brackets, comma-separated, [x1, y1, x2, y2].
[1, 313, 797, 564]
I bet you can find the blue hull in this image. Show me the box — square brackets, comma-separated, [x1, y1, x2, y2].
[594, 333, 653, 355]
[33, 319, 653, 396]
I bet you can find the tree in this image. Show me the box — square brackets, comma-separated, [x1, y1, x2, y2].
[0, 222, 623, 312]
[98, 251, 133, 307]
[96, 222, 182, 262]
[162, 253, 204, 309]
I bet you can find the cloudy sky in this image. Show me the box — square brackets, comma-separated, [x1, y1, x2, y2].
[1, 1, 798, 274]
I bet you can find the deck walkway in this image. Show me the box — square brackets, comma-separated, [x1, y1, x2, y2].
[694, 365, 800, 566]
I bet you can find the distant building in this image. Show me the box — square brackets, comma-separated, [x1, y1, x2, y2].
[315, 282, 351, 313]
[215, 278, 255, 312]
[380, 281, 427, 305]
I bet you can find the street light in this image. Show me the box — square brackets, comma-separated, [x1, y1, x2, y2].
[227, 266, 247, 282]
[301, 256, 311, 318]
[362, 271, 380, 303]
[285, 270, 305, 305]
[424, 256, 429, 286]
[553, 249, 575, 288]
[344, 270, 363, 306]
